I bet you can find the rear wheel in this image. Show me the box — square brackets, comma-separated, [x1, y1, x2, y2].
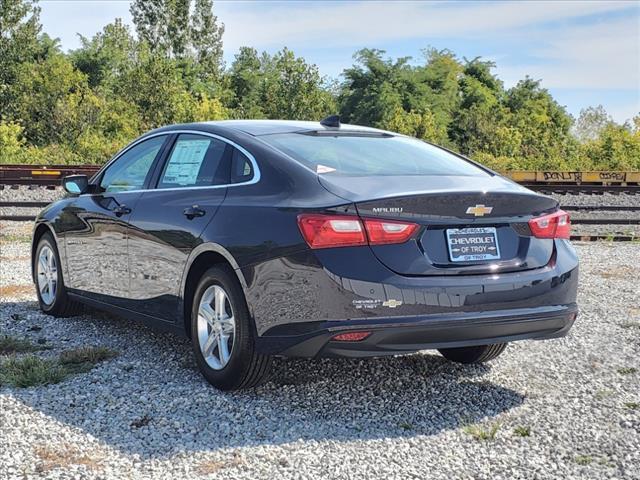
[190, 265, 272, 390]
[438, 343, 507, 364]
[34, 232, 83, 317]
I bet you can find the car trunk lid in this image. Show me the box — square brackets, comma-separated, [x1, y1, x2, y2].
[318, 174, 559, 276]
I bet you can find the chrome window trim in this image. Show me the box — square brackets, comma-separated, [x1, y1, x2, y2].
[84, 130, 261, 196]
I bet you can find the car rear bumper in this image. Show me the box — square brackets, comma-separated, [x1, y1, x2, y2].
[255, 304, 578, 358]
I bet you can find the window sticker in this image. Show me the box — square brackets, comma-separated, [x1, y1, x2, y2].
[163, 139, 210, 185]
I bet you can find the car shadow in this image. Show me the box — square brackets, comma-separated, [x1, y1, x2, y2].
[3, 300, 525, 460]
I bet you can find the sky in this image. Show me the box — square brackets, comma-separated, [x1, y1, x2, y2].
[38, 0, 640, 124]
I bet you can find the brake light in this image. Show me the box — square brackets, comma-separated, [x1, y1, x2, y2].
[297, 214, 367, 248]
[297, 214, 418, 249]
[528, 210, 571, 239]
[363, 218, 419, 245]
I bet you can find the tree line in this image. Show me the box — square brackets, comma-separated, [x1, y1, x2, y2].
[1, 0, 638, 170]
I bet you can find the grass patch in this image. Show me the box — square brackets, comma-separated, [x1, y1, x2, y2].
[0, 335, 48, 354]
[514, 425, 531, 437]
[624, 402, 639, 410]
[0, 346, 118, 388]
[0, 234, 31, 243]
[595, 389, 614, 400]
[617, 367, 638, 375]
[574, 455, 593, 466]
[0, 356, 69, 388]
[59, 346, 117, 368]
[398, 421, 413, 431]
[464, 422, 500, 441]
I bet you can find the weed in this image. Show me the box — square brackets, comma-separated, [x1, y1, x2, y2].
[514, 425, 531, 437]
[398, 421, 413, 430]
[574, 455, 593, 466]
[595, 389, 614, 400]
[0, 346, 118, 388]
[623, 402, 639, 410]
[464, 422, 500, 441]
[130, 415, 152, 428]
[617, 367, 638, 375]
[58, 346, 118, 373]
[0, 234, 31, 244]
[0, 335, 47, 354]
[0, 356, 69, 388]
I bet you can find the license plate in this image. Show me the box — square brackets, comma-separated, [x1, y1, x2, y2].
[446, 227, 501, 262]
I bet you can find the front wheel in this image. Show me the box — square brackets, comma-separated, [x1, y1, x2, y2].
[190, 265, 272, 390]
[34, 232, 83, 317]
[438, 343, 507, 364]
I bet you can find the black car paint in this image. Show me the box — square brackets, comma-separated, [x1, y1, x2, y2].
[32, 120, 579, 357]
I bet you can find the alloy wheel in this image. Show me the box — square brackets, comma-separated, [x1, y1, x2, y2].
[197, 285, 236, 370]
[37, 245, 57, 305]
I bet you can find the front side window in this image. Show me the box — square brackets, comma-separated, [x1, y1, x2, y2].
[100, 136, 166, 193]
[261, 133, 488, 177]
[158, 134, 228, 188]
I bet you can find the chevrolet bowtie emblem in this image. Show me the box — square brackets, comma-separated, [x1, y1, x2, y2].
[466, 204, 493, 217]
[382, 299, 403, 308]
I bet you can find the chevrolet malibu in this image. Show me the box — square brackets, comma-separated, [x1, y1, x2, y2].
[31, 117, 579, 390]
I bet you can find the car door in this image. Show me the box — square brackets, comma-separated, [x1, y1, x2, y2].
[126, 132, 232, 322]
[62, 135, 169, 305]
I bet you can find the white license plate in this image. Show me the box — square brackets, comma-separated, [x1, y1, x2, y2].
[446, 227, 501, 262]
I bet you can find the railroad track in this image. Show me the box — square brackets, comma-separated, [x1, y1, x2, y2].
[525, 184, 640, 195]
[0, 164, 100, 187]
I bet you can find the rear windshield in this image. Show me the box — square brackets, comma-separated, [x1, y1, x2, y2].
[261, 133, 488, 177]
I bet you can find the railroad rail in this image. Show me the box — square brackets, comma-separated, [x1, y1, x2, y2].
[0, 164, 100, 186]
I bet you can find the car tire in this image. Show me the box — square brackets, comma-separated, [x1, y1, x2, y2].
[34, 232, 84, 317]
[190, 265, 272, 390]
[438, 343, 507, 364]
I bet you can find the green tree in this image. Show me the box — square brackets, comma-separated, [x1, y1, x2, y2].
[130, 0, 224, 80]
[0, 0, 42, 119]
[339, 49, 410, 127]
[506, 77, 576, 166]
[70, 19, 136, 88]
[228, 47, 335, 120]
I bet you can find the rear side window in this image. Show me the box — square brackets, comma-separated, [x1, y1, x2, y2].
[231, 148, 254, 184]
[261, 133, 488, 177]
[158, 134, 228, 188]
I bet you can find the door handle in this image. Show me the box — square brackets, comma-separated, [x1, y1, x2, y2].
[113, 204, 132, 216]
[183, 205, 206, 219]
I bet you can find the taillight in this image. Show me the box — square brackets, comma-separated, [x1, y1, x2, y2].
[363, 218, 419, 245]
[528, 210, 571, 239]
[297, 214, 418, 249]
[297, 214, 367, 248]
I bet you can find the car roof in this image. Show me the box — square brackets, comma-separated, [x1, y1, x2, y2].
[190, 120, 390, 136]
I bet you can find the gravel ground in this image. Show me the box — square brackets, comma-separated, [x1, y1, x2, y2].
[0, 186, 64, 203]
[1, 222, 639, 479]
[550, 192, 640, 208]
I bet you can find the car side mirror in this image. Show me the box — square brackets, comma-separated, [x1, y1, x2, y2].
[62, 175, 89, 195]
